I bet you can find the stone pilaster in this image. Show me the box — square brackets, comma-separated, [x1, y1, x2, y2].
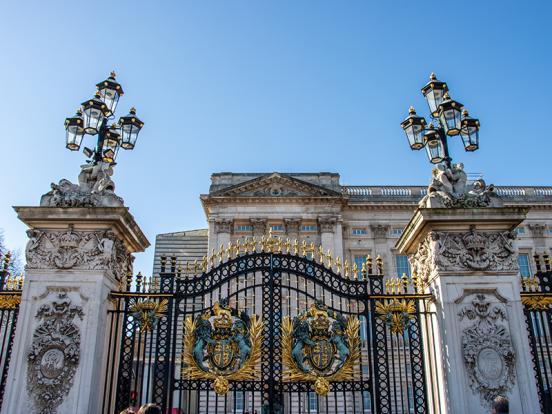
[2, 207, 149, 414]
[528, 223, 546, 248]
[250, 218, 267, 237]
[214, 218, 233, 248]
[397, 207, 539, 414]
[318, 216, 336, 254]
[284, 218, 301, 238]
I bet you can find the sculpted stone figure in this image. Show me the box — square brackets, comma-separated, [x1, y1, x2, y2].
[40, 161, 124, 207]
[420, 163, 503, 208]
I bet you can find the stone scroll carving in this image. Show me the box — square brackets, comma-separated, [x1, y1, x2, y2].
[40, 161, 124, 207]
[25, 228, 132, 280]
[410, 228, 517, 280]
[27, 292, 84, 414]
[458, 293, 515, 405]
[419, 163, 503, 208]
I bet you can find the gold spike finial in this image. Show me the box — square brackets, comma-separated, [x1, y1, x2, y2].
[344, 259, 350, 279]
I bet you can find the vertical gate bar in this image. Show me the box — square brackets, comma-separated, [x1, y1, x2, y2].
[0, 308, 17, 409]
[407, 300, 428, 414]
[369, 272, 391, 413]
[525, 307, 548, 411]
[115, 298, 138, 412]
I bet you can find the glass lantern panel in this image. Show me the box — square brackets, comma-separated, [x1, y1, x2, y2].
[121, 124, 139, 149]
[426, 139, 444, 163]
[83, 108, 104, 133]
[406, 124, 424, 149]
[65, 127, 83, 151]
[426, 89, 444, 116]
[100, 88, 119, 114]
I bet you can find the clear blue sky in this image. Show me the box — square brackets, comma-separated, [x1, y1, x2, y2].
[1, 0, 550, 274]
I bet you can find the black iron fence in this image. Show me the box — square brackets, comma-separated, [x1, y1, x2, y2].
[101, 238, 441, 414]
[0, 252, 23, 409]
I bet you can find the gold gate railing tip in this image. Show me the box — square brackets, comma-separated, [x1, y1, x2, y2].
[344, 259, 350, 279]
[361, 262, 367, 280]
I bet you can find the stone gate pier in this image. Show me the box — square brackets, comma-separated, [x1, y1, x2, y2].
[1, 206, 149, 414]
[397, 207, 541, 413]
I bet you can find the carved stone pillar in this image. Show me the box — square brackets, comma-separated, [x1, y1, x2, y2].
[284, 218, 301, 239]
[2, 207, 149, 414]
[318, 216, 336, 254]
[250, 218, 267, 237]
[214, 218, 233, 249]
[397, 207, 539, 414]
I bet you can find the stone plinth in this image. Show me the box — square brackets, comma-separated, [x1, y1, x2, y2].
[396, 207, 539, 414]
[2, 207, 149, 414]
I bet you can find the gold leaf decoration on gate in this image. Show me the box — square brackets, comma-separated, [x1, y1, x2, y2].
[281, 301, 360, 396]
[521, 295, 552, 310]
[375, 299, 416, 334]
[129, 298, 169, 332]
[0, 294, 21, 309]
[181, 299, 263, 395]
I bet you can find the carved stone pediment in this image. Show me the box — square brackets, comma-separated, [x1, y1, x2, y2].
[209, 173, 342, 198]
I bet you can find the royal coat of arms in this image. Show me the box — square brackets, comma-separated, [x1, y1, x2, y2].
[181, 298, 263, 395]
[282, 301, 360, 396]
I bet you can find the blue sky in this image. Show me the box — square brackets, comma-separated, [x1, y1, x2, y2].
[1, 0, 550, 274]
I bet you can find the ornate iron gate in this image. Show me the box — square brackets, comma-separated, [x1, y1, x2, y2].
[103, 238, 439, 414]
[521, 255, 552, 413]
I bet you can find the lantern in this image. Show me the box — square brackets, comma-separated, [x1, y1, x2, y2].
[438, 93, 463, 136]
[421, 73, 449, 118]
[460, 109, 480, 151]
[119, 107, 144, 150]
[400, 107, 427, 150]
[64, 109, 85, 151]
[423, 123, 446, 164]
[81, 91, 109, 134]
[96, 71, 124, 116]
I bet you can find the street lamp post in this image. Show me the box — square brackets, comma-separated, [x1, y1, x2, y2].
[400, 73, 480, 168]
[64, 72, 144, 165]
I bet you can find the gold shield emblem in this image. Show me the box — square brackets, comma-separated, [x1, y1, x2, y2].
[308, 340, 335, 372]
[209, 341, 235, 371]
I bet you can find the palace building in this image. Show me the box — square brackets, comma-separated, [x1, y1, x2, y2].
[153, 172, 552, 279]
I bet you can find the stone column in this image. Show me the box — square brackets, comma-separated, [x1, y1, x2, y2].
[318, 216, 336, 254]
[2, 207, 149, 414]
[396, 207, 540, 414]
[214, 218, 233, 249]
[370, 224, 390, 268]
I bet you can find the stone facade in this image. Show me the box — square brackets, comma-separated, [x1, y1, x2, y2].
[153, 172, 552, 277]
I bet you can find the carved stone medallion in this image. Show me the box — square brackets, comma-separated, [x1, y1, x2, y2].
[458, 293, 515, 405]
[27, 292, 84, 413]
[25, 228, 132, 280]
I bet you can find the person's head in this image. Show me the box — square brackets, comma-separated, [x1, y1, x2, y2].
[119, 408, 135, 414]
[137, 403, 162, 414]
[492, 396, 509, 414]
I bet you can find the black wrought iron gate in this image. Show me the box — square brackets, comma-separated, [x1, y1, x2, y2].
[103, 243, 440, 414]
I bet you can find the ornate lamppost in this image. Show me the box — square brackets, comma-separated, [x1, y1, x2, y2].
[400, 73, 480, 168]
[64, 72, 144, 165]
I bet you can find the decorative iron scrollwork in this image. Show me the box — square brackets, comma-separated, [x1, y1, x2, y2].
[375, 299, 416, 334]
[0, 294, 21, 309]
[129, 298, 169, 332]
[281, 301, 360, 396]
[181, 298, 263, 395]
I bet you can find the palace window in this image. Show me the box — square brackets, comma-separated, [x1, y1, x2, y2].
[354, 255, 367, 279]
[363, 391, 371, 412]
[270, 224, 283, 232]
[235, 391, 244, 412]
[308, 392, 318, 412]
[395, 255, 411, 277]
[515, 227, 525, 235]
[352, 228, 367, 235]
[301, 224, 317, 232]
[518, 253, 532, 278]
[391, 228, 403, 237]
[235, 225, 252, 232]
